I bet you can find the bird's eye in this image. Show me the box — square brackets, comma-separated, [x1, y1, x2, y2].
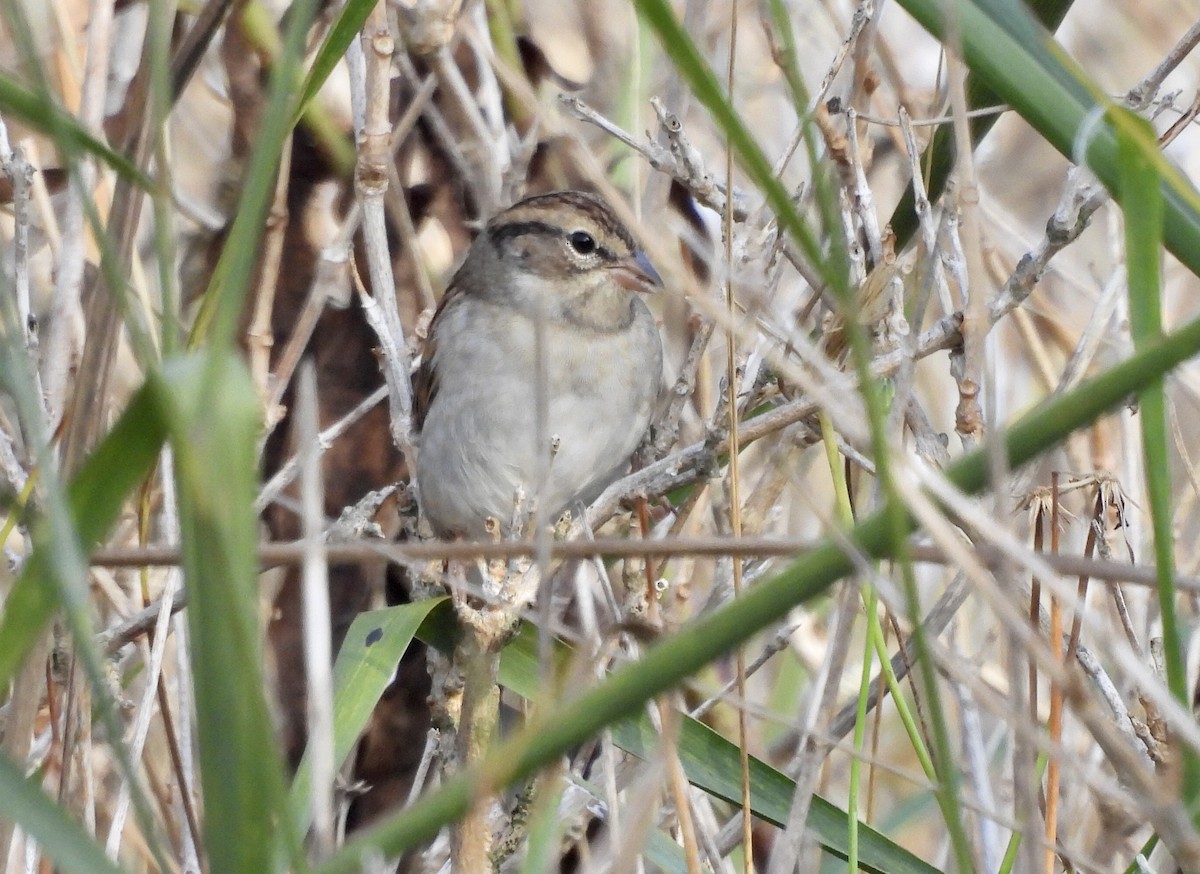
[568, 231, 597, 255]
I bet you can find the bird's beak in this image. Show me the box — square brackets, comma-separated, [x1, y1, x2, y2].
[609, 249, 663, 293]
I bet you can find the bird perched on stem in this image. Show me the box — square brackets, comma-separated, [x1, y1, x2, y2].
[413, 190, 664, 539]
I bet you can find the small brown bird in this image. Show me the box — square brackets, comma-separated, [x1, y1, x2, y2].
[413, 191, 664, 538]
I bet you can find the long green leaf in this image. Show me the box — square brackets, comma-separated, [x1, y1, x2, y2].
[0, 343, 177, 869]
[0, 381, 167, 689]
[0, 76, 150, 187]
[288, 598, 449, 837]
[187, 0, 323, 350]
[616, 718, 937, 874]
[633, 0, 849, 298]
[1116, 108, 1198, 816]
[0, 755, 125, 874]
[156, 351, 294, 874]
[893, 0, 1200, 281]
[492, 625, 938, 874]
[887, 0, 1076, 249]
[292, 0, 378, 124]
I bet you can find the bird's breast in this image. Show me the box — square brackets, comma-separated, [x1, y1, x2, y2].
[415, 297, 661, 535]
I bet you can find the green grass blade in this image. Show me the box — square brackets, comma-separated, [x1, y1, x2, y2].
[633, 0, 849, 298]
[490, 624, 936, 873]
[188, 0, 322, 350]
[0, 380, 168, 689]
[0, 335, 173, 867]
[894, 0, 1200, 281]
[0, 754, 126, 874]
[887, 0, 1076, 250]
[154, 351, 294, 874]
[615, 717, 938, 874]
[0, 75, 150, 187]
[292, 0, 377, 124]
[1115, 108, 1198, 815]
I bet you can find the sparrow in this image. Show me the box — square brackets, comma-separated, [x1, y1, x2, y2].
[413, 190, 664, 538]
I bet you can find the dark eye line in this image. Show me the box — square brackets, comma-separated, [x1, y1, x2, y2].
[489, 218, 619, 264]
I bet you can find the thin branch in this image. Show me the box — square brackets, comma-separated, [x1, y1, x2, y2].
[1125, 17, 1200, 109]
[89, 537, 1200, 589]
[849, 104, 1010, 128]
[297, 363, 336, 859]
[349, 8, 416, 463]
[560, 94, 752, 220]
[257, 385, 388, 511]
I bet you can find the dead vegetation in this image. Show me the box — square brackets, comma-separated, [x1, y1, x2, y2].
[1, 1, 1200, 873]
